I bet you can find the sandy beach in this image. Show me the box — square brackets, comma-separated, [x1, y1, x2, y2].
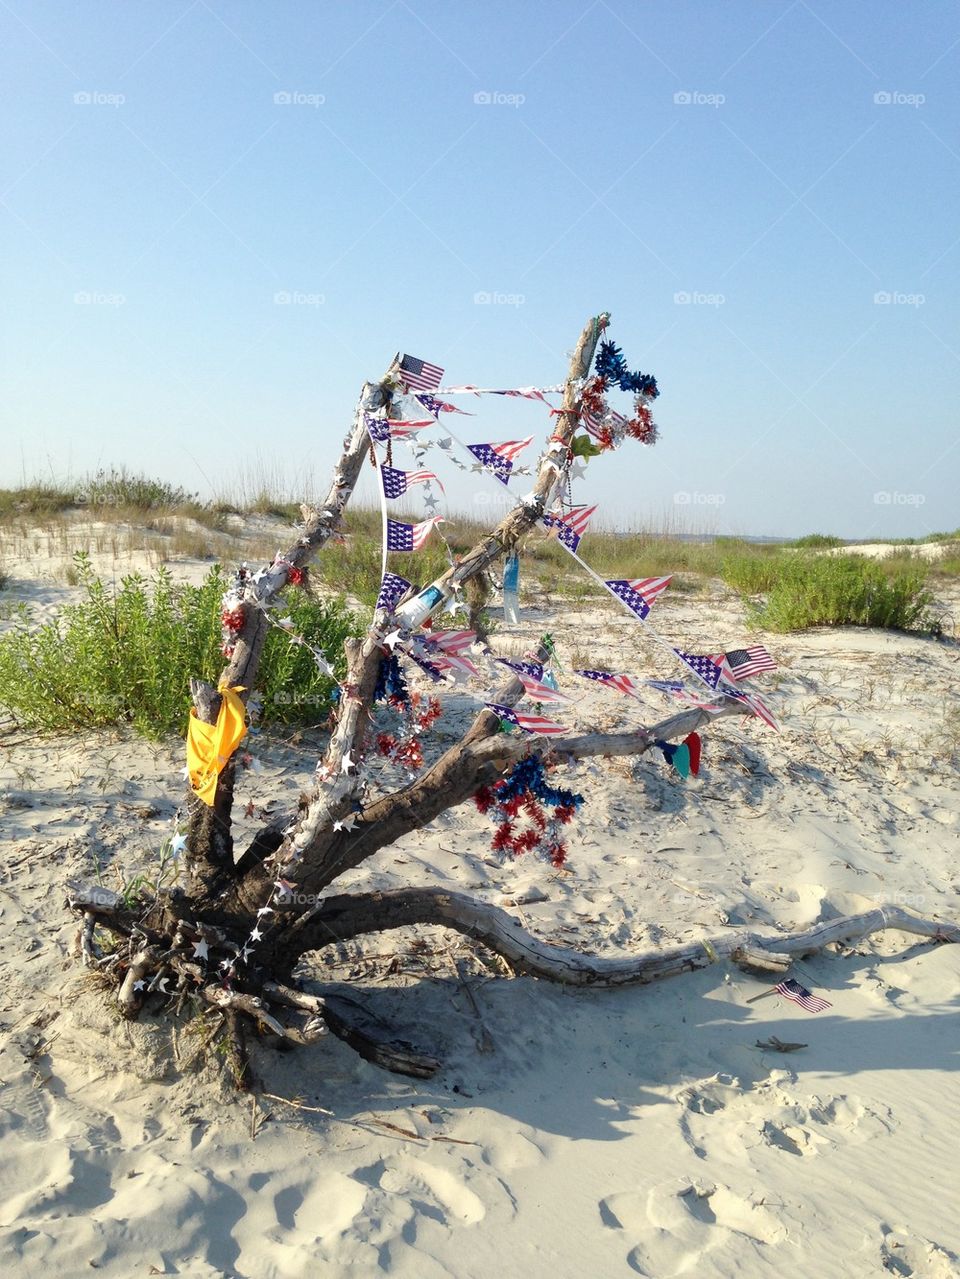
[1, 521, 958, 1279]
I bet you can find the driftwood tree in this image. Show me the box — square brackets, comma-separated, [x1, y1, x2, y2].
[67, 314, 960, 1080]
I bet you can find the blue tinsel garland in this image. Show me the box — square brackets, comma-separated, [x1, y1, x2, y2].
[374, 653, 409, 705]
[594, 340, 659, 398]
[497, 756, 584, 811]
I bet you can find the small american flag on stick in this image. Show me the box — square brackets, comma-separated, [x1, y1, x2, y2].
[776, 978, 832, 1013]
[397, 354, 444, 392]
[716, 645, 777, 682]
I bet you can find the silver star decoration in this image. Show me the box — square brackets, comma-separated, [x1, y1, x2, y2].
[133, 979, 146, 992]
[437, 437, 452, 450]
[470, 462, 485, 474]
[570, 460, 588, 480]
[382, 629, 403, 652]
[240, 947, 253, 963]
[333, 812, 359, 833]
[341, 751, 356, 775]
[170, 833, 188, 858]
[423, 494, 440, 512]
[192, 939, 209, 961]
[250, 926, 263, 942]
[444, 593, 462, 615]
[257, 905, 274, 917]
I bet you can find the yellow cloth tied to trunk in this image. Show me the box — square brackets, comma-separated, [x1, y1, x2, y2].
[186, 684, 248, 806]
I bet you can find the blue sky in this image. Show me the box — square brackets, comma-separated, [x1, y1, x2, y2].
[2, 0, 957, 538]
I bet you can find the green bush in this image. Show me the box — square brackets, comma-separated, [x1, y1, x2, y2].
[0, 554, 360, 737]
[78, 466, 198, 511]
[790, 533, 845, 549]
[748, 554, 938, 634]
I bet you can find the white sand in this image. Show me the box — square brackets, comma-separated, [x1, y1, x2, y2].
[1, 523, 959, 1278]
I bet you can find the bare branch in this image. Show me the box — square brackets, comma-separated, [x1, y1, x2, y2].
[277, 891, 960, 985]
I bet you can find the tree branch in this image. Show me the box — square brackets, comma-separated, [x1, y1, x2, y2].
[274, 890, 960, 984]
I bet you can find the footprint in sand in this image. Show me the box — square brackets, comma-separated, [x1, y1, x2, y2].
[880, 1227, 960, 1277]
[600, 1179, 787, 1277]
[677, 1071, 895, 1166]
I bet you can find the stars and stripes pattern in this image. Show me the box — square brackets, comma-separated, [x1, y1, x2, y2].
[518, 673, 574, 703]
[386, 517, 444, 552]
[365, 414, 434, 442]
[495, 657, 545, 680]
[376, 572, 412, 612]
[414, 393, 473, 416]
[465, 436, 534, 484]
[575, 669, 642, 699]
[381, 466, 444, 500]
[775, 978, 832, 1013]
[423, 629, 476, 655]
[673, 650, 725, 690]
[714, 645, 777, 682]
[404, 647, 447, 682]
[582, 405, 627, 441]
[602, 575, 672, 621]
[647, 680, 726, 712]
[485, 704, 568, 736]
[541, 504, 597, 554]
[397, 354, 444, 392]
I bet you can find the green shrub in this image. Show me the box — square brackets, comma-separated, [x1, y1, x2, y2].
[0, 553, 359, 737]
[78, 466, 198, 511]
[748, 554, 938, 634]
[790, 533, 845, 549]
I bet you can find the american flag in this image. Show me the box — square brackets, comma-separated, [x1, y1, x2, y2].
[673, 650, 724, 690]
[648, 680, 726, 712]
[397, 354, 444, 392]
[428, 650, 481, 679]
[466, 437, 533, 485]
[575, 669, 642, 699]
[603, 575, 672, 621]
[489, 387, 547, 402]
[715, 645, 776, 682]
[423, 629, 476, 655]
[582, 405, 627, 441]
[381, 466, 444, 500]
[404, 647, 447, 682]
[776, 977, 832, 1013]
[415, 393, 472, 417]
[496, 657, 544, 680]
[365, 414, 433, 443]
[741, 690, 781, 732]
[485, 703, 568, 736]
[376, 571, 411, 612]
[542, 504, 597, 554]
[386, 517, 443, 552]
[519, 672, 573, 703]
